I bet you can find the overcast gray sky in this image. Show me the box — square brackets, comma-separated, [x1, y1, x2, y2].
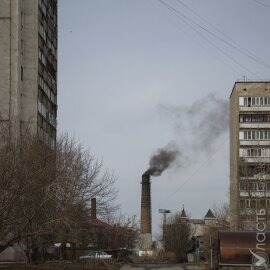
[58, 0, 270, 235]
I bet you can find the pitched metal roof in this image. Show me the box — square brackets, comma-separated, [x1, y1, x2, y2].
[204, 209, 216, 219]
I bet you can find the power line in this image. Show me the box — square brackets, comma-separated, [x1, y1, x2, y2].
[253, 0, 270, 9]
[158, 135, 228, 208]
[148, 0, 243, 76]
[176, 0, 269, 69]
[159, 0, 270, 71]
[158, 0, 259, 77]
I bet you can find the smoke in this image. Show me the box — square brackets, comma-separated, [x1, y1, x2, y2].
[144, 143, 184, 176]
[159, 93, 229, 152]
[144, 93, 228, 176]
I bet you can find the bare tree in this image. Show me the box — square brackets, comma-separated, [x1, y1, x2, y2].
[0, 126, 56, 257]
[108, 213, 139, 250]
[0, 128, 119, 261]
[238, 161, 270, 230]
[163, 213, 191, 262]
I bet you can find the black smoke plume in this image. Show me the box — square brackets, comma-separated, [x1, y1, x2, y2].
[144, 146, 180, 176]
[144, 93, 228, 176]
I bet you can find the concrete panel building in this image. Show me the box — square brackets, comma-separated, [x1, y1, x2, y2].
[230, 81, 270, 230]
[0, 0, 57, 147]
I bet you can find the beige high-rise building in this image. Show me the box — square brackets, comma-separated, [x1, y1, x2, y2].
[0, 0, 57, 148]
[230, 81, 270, 230]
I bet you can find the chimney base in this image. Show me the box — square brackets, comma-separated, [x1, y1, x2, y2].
[140, 233, 152, 250]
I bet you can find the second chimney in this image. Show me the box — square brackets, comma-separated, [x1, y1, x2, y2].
[91, 198, 97, 219]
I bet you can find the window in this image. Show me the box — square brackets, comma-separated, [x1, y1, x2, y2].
[242, 96, 270, 107]
[258, 183, 265, 191]
[38, 24, 46, 41]
[259, 199, 266, 208]
[246, 199, 251, 208]
[21, 66, 23, 81]
[239, 182, 247, 191]
[21, 39, 23, 55]
[243, 130, 270, 140]
[244, 148, 265, 157]
[21, 11, 24, 30]
[251, 200, 256, 209]
[239, 114, 270, 123]
[249, 182, 256, 191]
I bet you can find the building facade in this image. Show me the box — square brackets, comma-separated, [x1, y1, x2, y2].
[0, 0, 57, 148]
[230, 81, 270, 229]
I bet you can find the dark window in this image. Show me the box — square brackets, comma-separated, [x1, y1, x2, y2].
[248, 97, 251, 107]
[21, 66, 23, 81]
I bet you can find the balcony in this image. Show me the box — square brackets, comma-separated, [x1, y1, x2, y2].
[240, 140, 270, 146]
[240, 106, 270, 112]
[239, 191, 270, 197]
[240, 175, 270, 181]
[239, 157, 270, 163]
[239, 123, 270, 128]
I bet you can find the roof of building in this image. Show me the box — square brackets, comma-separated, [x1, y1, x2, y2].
[230, 81, 270, 98]
[86, 218, 111, 227]
[180, 207, 187, 218]
[204, 209, 216, 219]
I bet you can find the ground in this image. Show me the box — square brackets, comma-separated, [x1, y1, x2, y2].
[121, 263, 205, 270]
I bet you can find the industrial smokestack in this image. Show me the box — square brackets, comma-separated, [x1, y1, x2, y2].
[91, 198, 97, 219]
[140, 174, 151, 234]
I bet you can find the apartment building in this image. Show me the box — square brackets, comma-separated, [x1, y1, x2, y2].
[0, 0, 57, 148]
[230, 81, 270, 229]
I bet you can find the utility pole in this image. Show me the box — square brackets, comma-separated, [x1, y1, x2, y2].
[210, 236, 213, 269]
[158, 209, 171, 225]
[158, 209, 171, 251]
